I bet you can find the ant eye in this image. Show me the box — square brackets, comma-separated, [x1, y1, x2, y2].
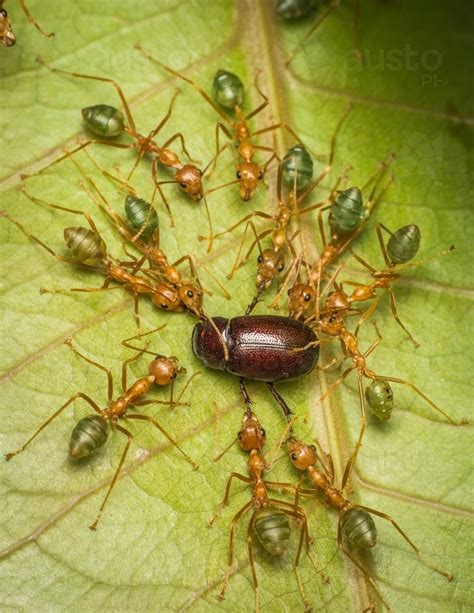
[0, 9, 7, 16]
[260, 428, 265, 437]
[291, 453, 298, 461]
[257, 255, 263, 263]
[236, 171, 242, 179]
[172, 372, 177, 380]
[258, 172, 263, 180]
[329, 315, 337, 323]
[310, 444, 317, 451]
[180, 182, 187, 188]
[187, 290, 194, 298]
[161, 304, 169, 309]
[278, 264, 284, 272]
[304, 294, 311, 302]
[287, 288, 292, 295]
[238, 431, 242, 438]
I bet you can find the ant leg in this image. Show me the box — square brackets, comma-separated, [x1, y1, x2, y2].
[317, 207, 329, 249]
[121, 351, 147, 393]
[246, 512, 260, 613]
[244, 70, 269, 121]
[193, 254, 232, 299]
[341, 374, 366, 492]
[208, 473, 252, 527]
[207, 125, 233, 176]
[5, 393, 101, 460]
[172, 371, 202, 409]
[353, 504, 454, 581]
[121, 326, 167, 354]
[350, 250, 377, 273]
[284, 506, 329, 593]
[226, 220, 267, 281]
[135, 46, 231, 123]
[20, 188, 102, 235]
[285, 0, 340, 68]
[22, 140, 133, 179]
[366, 323, 463, 424]
[218, 501, 254, 600]
[39, 278, 120, 295]
[151, 158, 175, 227]
[362, 175, 394, 231]
[89, 424, 133, 530]
[387, 287, 420, 348]
[354, 297, 380, 338]
[319, 353, 345, 371]
[337, 520, 393, 612]
[148, 88, 181, 140]
[297, 105, 353, 204]
[37, 59, 137, 131]
[161, 132, 199, 165]
[376, 374, 464, 425]
[171, 254, 207, 291]
[19, 0, 53, 37]
[125, 414, 198, 470]
[65, 339, 114, 402]
[253, 122, 314, 159]
[0, 211, 91, 268]
[317, 366, 354, 405]
[376, 223, 393, 268]
[270, 254, 300, 310]
[199, 210, 271, 243]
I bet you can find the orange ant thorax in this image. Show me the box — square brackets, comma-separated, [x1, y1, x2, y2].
[104, 375, 155, 421]
[248, 449, 268, 508]
[287, 439, 351, 513]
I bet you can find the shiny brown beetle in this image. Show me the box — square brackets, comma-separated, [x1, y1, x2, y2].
[192, 315, 319, 382]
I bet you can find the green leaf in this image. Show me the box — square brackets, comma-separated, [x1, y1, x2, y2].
[1, 1, 472, 611]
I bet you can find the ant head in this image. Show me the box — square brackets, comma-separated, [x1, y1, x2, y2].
[175, 165, 203, 201]
[325, 290, 350, 313]
[256, 249, 285, 289]
[238, 412, 266, 451]
[178, 284, 203, 315]
[288, 283, 316, 316]
[151, 284, 183, 312]
[320, 313, 344, 336]
[148, 356, 181, 386]
[236, 162, 263, 201]
[287, 438, 317, 471]
[0, 9, 15, 47]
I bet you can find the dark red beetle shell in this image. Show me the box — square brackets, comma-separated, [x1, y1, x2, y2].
[192, 315, 319, 382]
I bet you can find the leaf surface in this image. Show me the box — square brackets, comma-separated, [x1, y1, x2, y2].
[0, 1, 473, 611]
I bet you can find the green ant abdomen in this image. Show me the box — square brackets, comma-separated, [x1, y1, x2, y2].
[341, 508, 377, 548]
[81, 104, 125, 137]
[366, 380, 394, 421]
[124, 195, 159, 238]
[254, 508, 291, 556]
[387, 224, 421, 265]
[282, 144, 314, 191]
[276, 0, 315, 19]
[329, 187, 364, 235]
[213, 70, 244, 110]
[69, 415, 109, 459]
[63, 227, 107, 266]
